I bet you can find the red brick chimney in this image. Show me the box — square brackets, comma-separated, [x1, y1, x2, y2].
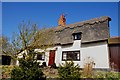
[58, 14, 66, 26]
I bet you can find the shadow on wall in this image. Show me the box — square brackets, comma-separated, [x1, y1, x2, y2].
[61, 43, 73, 48]
[81, 41, 107, 48]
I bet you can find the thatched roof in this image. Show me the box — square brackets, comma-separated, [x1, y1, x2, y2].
[38, 16, 111, 45]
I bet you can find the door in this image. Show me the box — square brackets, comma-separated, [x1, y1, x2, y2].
[48, 50, 55, 66]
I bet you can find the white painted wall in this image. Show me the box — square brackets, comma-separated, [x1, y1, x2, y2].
[16, 40, 110, 69]
[80, 41, 109, 69]
[34, 47, 57, 66]
[55, 40, 81, 66]
[55, 40, 109, 69]
[16, 50, 28, 65]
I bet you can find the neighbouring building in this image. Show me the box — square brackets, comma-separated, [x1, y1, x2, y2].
[109, 36, 120, 71]
[17, 15, 111, 70]
[2, 54, 11, 65]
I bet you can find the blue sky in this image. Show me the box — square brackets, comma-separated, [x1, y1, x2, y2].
[2, 2, 119, 41]
[1, 0, 120, 2]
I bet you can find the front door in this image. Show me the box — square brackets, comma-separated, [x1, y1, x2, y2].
[48, 50, 55, 66]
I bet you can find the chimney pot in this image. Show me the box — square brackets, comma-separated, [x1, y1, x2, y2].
[58, 14, 66, 26]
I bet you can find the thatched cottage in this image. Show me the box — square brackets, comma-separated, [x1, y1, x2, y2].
[17, 15, 111, 69]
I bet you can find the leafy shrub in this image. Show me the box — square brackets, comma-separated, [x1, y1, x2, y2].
[58, 61, 81, 79]
[11, 50, 45, 80]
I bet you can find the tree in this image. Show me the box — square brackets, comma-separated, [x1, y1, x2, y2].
[11, 21, 54, 59]
[11, 21, 38, 55]
[0, 36, 16, 65]
[10, 21, 54, 79]
[1, 36, 13, 55]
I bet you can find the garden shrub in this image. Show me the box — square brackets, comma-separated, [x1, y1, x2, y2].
[82, 57, 95, 78]
[11, 50, 45, 80]
[58, 61, 81, 79]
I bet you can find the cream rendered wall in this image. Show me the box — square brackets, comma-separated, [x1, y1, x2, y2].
[35, 50, 50, 66]
[16, 50, 28, 65]
[81, 41, 109, 69]
[55, 46, 62, 66]
[55, 40, 81, 66]
[35, 48, 56, 66]
[34, 40, 81, 66]
[55, 40, 109, 69]
[16, 40, 109, 69]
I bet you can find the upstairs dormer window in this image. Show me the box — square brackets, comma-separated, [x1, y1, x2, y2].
[73, 32, 81, 40]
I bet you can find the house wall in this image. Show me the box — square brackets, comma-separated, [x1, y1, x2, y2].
[35, 47, 57, 66]
[55, 40, 81, 66]
[81, 41, 109, 69]
[35, 50, 50, 66]
[16, 50, 27, 65]
[16, 40, 110, 69]
[55, 40, 109, 69]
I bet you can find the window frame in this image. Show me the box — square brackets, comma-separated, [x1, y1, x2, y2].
[37, 52, 45, 61]
[72, 32, 82, 40]
[62, 50, 80, 61]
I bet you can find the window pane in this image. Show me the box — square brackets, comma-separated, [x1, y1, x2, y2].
[77, 53, 80, 60]
[75, 35, 77, 40]
[73, 33, 81, 40]
[42, 54, 45, 60]
[37, 53, 45, 60]
[63, 53, 67, 60]
[62, 51, 80, 61]
[77, 34, 81, 40]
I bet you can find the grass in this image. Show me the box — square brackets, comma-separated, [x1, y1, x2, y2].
[81, 70, 120, 78]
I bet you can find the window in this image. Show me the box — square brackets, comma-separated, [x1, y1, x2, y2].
[37, 52, 45, 60]
[73, 33, 81, 40]
[62, 51, 80, 61]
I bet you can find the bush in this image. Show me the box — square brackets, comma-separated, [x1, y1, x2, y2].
[82, 57, 95, 78]
[2, 65, 14, 79]
[58, 61, 81, 79]
[11, 50, 45, 80]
